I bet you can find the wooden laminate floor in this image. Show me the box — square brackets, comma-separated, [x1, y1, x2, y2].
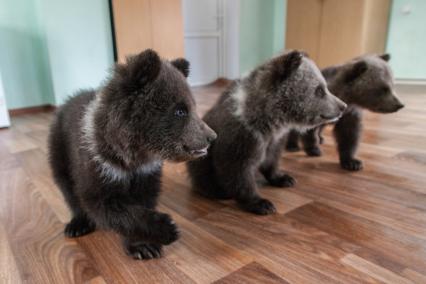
[1, 83, 426, 284]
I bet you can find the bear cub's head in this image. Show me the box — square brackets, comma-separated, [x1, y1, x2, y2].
[97, 49, 216, 165]
[330, 54, 404, 113]
[257, 51, 347, 130]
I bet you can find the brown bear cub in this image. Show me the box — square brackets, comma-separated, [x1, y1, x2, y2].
[48, 49, 216, 260]
[285, 54, 404, 171]
[187, 51, 346, 215]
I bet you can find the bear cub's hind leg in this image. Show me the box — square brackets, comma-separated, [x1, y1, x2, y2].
[301, 127, 322, 157]
[260, 139, 296, 188]
[239, 197, 277, 215]
[285, 129, 301, 152]
[219, 166, 276, 215]
[334, 109, 363, 171]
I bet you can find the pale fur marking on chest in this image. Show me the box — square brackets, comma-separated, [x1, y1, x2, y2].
[231, 85, 247, 118]
[95, 157, 162, 182]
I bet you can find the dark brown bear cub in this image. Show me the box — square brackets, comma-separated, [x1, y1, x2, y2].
[285, 54, 404, 171]
[187, 51, 346, 215]
[48, 49, 216, 260]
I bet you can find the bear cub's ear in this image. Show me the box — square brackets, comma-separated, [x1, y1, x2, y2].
[273, 50, 304, 81]
[379, 53, 391, 62]
[344, 61, 368, 83]
[171, 58, 190, 77]
[123, 49, 162, 86]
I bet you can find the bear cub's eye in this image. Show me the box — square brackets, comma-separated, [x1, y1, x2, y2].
[315, 86, 326, 98]
[379, 86, 390, 95]
[174, 106, 188, 117]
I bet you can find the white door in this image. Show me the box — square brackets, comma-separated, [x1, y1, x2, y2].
[0, 72, 10, 128]
[182, 0, 224, 86]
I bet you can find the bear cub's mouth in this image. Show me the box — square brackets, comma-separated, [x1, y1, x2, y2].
[320, 113, 342, 123]
[187, 146, 209, 158]
[373, 104, 404, 114]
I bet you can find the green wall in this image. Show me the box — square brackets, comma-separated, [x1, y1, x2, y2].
[273, 0, 286, 55]
[39, 0, 114, 105]
[0, 0, 54, 109]
[386, 0, 426, 80]
[0, 0, 113, 109]
[239, 0, 286, 75]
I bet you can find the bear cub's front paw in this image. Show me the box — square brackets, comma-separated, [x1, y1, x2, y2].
[267, 172, 296, 187]
[64, 215, 96, 238]
[305, 146, 322, 157]
[151, 213, 180, 245]
[240, 198, 277, 215]
[340, 158, 363, 171]
[126, 243, 163, 260]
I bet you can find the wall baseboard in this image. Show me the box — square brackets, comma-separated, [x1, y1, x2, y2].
[190, 77, 233, 88]
[395, 80, 426, 95]
[9, 104, 56, 117]
[395, 79, 426, 86]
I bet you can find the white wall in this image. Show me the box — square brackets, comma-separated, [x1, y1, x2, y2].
[0, 72, 10, 127]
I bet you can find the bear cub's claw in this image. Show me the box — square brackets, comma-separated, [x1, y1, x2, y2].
[305, 147, 322, 157]
[126, 243, 163, 260]
[341, 159, 363, 171]
[241, 198, 277, 215]
[267, 172, 296, 187]
[64, 215, 96, 238]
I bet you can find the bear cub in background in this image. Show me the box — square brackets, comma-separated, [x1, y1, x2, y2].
[48, 49, 216, 260]
[286, 54, 404, 171]
[187, 51, 346, 215]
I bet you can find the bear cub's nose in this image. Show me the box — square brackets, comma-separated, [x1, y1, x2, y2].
[203, 123, 217, 144]
[338, 101, 347, 112]
[396, 103, 404, 110]
[206, 131, 217, 143]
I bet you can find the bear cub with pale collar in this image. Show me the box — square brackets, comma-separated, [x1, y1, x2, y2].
[286, 54, 404, 171]
[187, 51, 346, 215]
[48, 49, 216, 260]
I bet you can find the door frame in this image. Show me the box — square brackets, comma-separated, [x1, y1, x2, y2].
[223, 0, 240, 80]
[183, 0, 240, 86]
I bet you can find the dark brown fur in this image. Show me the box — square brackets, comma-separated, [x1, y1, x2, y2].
[48, 49, 216, 260]
[286, 54, 404, 171]
[187, 51, 346, 215]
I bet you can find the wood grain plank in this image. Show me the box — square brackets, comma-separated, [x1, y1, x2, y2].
[0, 139, 20, 171]
[214, 262, 289, 284]
[287, 202, 426, 275]
[0, 128, 38, 153]
[257, 187, 313, 215]
[86, 276, 107, 284]
[0, 169, 99, 284]
[160, 163, 227, 220]
[402, 269, 426, 284]
[77, 231, 195, 284]
[195, 207, 380, 284]
[281, 156, 426, 240]
[16, 149, 71, 223]
[0, 222, 22, 284]
[160, 205, 254, 283]
[341, 254, 413, 284]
